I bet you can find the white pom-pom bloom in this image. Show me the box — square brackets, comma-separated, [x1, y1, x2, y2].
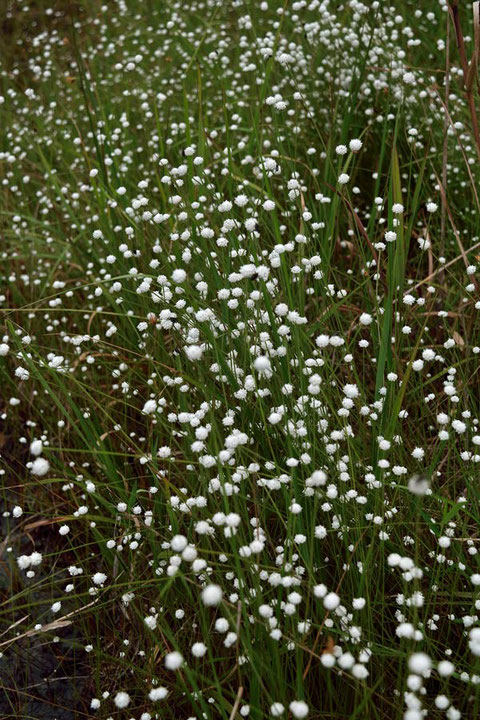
[353, 597, 366, 610]
[403, 711, 422, 720]
[359, 312, 372, 325]
[31, 458, 50, 476]
[114, 692, 130, 709]
[165, 651, 184, 670]
[343, 384, 359, 399]
[171, 268, 187, 283]
[170, 535, 188, 552]
[142, 399, 157, 415]
[407, 474, 430, 496]
[307, 471, 327, 488]
[320, 653, 335, 668]
[254, 355, 271, 373]
[185, 344, 203, 360]
[323, 592, 340, 611]
[313, 583, 327, 598]
[144, 615, 157, 630]
[17, 555, 32, 570]
[92, 572, 107, 586]
[201, 584, 223, 606]
[434, 695, 449, 710]
[469, 628, 480, 656]
[149, 687, 168, 701]
[192, 642, 207, 657]
[408, 652, 432, 675]
[437, 660, 455, 677]
[270, 702, 285, 716]
[349, 138, 362, 152]
[30, 551, 42, 566]
[30, 439, 43, 456]
[289, 700, 309, 718]
[15, 366, 29, 380]
[338, 652, 355, 670]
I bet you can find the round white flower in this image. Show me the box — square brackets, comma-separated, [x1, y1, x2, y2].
[253, 356, 271, 373]
[201, 584, 223, 606]
[185, 344, 203, 360]
[114, 692, 130, 709]
[31, 458, 50, 476]
[165, 651, 184, 670]
[408, 652, 431, 675]
[30, 439, 43, 456]
[323, 592, 340, 611]
[171, 268, 186, 283]
[149, 687, 168, 701]
[192, 642, 207, 657]
[289, 700, 309, 718]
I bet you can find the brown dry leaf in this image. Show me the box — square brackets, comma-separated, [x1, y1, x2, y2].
[24, 516, 71, 532]
[466, 1, 480, 92]
[0, 601, 98, 650]
[0, 615, 29, 639]
[87, 309, 98, 333]
[25, 619, 72, 637]
[453, 330, 465, 347]
[0, 619, 72, 648]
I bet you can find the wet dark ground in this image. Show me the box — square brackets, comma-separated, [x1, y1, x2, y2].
[0, 501, 91, 719]
[0, 637, 90, 719]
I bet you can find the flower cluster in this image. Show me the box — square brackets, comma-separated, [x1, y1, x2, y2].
[1, 0, 480, 718]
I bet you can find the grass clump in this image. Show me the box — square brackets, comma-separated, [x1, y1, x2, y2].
[1, 0, 480, 718]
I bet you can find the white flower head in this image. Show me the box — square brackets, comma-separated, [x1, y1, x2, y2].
[407, 474, 430, 496]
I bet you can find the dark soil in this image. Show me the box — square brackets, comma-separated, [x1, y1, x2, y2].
[0, 637, 90, 720]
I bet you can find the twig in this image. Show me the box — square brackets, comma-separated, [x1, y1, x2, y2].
[440, 13, 450, 285]
[0, 600, 97, 649]
[0, 615, 29, 638]
[228, 686, 244, 720]
[466, 2, 480, 94]
[449, 1, 480, 162]
[435, 91, 480, 213]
